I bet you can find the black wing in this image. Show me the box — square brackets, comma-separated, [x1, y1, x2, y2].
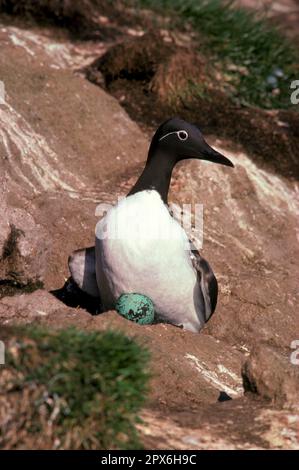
[190, 242, 218, 322]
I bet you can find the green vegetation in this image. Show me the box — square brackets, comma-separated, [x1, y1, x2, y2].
[132, 0, 296, 108]
[5, 327, 150, 449]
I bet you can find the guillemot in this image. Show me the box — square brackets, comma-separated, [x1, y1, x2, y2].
[69, 117, 234, 332]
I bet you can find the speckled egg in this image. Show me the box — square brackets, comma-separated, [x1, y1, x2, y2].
[115, 293, 155, 325]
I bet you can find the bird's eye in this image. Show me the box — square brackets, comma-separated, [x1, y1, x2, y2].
[177, 130, 188, 141]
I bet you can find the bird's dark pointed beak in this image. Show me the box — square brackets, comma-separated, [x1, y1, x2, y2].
[199, 141, 234, 167]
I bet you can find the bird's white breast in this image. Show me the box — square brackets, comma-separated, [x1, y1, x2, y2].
[95, 190, 205, 331]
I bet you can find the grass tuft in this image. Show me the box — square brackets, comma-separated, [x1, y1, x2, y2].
[3, 326, 150, 449]
[132, 0, 297, 108]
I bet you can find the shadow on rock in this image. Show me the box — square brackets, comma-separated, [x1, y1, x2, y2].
[51, 277, 102, 315]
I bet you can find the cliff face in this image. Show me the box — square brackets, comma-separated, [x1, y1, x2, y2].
[0, 7, 298, 449]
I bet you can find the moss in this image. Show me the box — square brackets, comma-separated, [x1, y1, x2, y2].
[1, 225, 24, 260]
[0, 280, 44, 299]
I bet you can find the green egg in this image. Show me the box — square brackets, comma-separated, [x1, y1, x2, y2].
[115, 293, 155, 325]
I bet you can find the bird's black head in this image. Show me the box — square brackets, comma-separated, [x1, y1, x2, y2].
[128, 117, 234, 203]
[148, 117, 234, 168]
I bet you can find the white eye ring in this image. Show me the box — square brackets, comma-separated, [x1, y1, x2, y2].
[177, 130, 188, 141]
[159, 129, 189, 142]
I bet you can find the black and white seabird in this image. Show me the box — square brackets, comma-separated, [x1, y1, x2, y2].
[69, 117, 234, 332]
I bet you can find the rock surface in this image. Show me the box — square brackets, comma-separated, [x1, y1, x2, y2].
[0, 290, 244, 406]
[0, 18, 148, 290]
[0, 6, 298, 449]
[0, 180, 48, 286]
[243, 344, 299, 408]
[1, 289, 299, 449]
